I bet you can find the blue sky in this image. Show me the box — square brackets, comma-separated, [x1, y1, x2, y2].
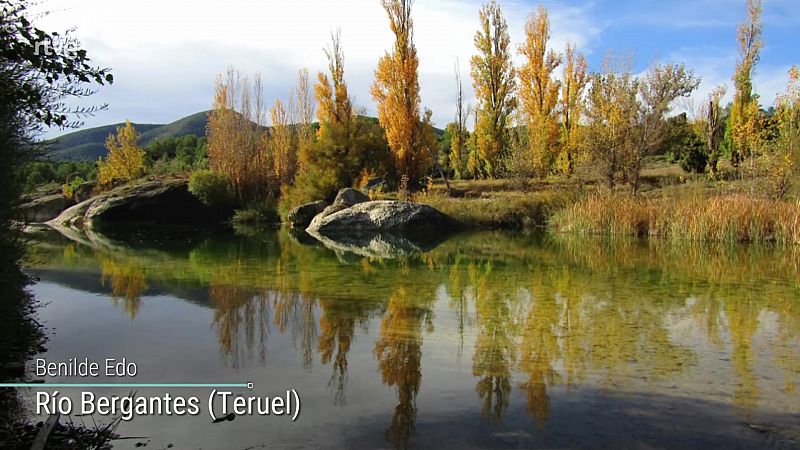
[38, 0, 799, 137]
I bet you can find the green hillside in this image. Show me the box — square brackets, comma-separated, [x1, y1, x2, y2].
[138, 111, 209, 144]
[46, 111, 210, 161]
[45, 111, 442, 161]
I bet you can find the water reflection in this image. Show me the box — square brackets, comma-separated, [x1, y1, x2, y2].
[99, 256, 147, 319]
[26, 227, 800, 448]
[375, 285, 431, 448]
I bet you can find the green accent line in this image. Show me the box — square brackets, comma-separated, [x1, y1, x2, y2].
[0, 383, 250, 388]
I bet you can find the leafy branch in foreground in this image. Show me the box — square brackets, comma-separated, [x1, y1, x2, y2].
[0, 0, 112, 130]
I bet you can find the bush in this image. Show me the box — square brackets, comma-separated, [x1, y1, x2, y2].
[25, 171, 45, 190]
[62, 176, 86, 199]
[232, 200, 279, 225]
[278, 167, 340, 219]
[188, 170, 235, 207]
[679, 134, 708, 174]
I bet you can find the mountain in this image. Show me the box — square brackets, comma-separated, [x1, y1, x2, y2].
[47, 111, 210, 161]
[46, 110, 444, 161]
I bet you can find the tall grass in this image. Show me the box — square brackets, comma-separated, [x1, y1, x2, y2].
[551, 194, 800, 245]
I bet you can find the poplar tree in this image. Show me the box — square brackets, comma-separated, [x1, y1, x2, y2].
[294, 69, 316, 172]
[270, 99, 295, 186]
[701, 86, 727, 177]
[518, 5, 562, 177]
[729, 0, 763, 168]
[450, 62, 470, 179]
[470, 0, 516, 178]
[558, 43, 589, 176]
[372, 0, 431, 187]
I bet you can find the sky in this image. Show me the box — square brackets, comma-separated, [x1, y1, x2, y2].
[36, 0, 800, 138]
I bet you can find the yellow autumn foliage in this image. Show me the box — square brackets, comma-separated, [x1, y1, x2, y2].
[97, 120, 145, 186]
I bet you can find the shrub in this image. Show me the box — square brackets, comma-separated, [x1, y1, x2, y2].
[188, 170, 235, 207]
[278, 167, 339, 219]
[232, 200, 279, 225]
[25, 171, 45, 190]
[62, 176, 86, 200]
[679, 134, 709, 174]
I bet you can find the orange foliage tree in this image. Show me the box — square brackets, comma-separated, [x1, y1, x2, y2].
[371, 0, 432, 187]
[206, 68, 275, 203]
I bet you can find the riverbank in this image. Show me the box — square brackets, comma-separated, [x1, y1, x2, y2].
[21, 160, 800, 246]
[416, 165, 800, 245]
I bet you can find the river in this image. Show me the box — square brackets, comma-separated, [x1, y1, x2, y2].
[18, 226, 800, 449]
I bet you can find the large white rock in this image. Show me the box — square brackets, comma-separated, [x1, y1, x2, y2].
[306, 200, 456, 235]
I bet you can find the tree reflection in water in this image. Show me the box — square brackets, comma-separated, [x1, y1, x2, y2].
[374, 284, 432, 449]
[30, 227, 800, 448]
[99, 257, 147, 319]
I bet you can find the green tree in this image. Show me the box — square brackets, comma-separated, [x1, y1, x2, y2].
[0, 0, 110, 436]
[470, 0, 516, 178]
[1, 0, 110, 261]
[729, 0, 763, 169]
[679, 132, 709, 174]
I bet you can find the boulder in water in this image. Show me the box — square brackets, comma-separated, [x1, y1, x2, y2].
[306, 200, 456, 235]
[308, 188, 370, 230]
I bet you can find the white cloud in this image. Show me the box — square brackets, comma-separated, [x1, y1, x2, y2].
[667, 45, 792, 116]
[36, 0, 598, 137]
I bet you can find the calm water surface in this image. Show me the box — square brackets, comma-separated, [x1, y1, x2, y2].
[20, 227, 800, 449]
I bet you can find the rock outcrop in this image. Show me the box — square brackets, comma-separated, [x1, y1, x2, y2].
[48, 198, 94, 229]
[48, 178, 232, 231]
[287, 200, 327, 229]
[19, 193, 74, 223]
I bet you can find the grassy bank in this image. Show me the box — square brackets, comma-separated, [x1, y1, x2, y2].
[416, 179, 579, 229]
[551, 194, 800, 245]
[413, 163, 800, 245]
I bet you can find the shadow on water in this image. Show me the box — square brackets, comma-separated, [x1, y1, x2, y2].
[0, 229, 44, 447]
[340, 390, 800, 450]
[22, 225, 800, 449]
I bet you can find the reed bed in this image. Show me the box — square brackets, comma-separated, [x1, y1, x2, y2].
[551, 194, 800, 244]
